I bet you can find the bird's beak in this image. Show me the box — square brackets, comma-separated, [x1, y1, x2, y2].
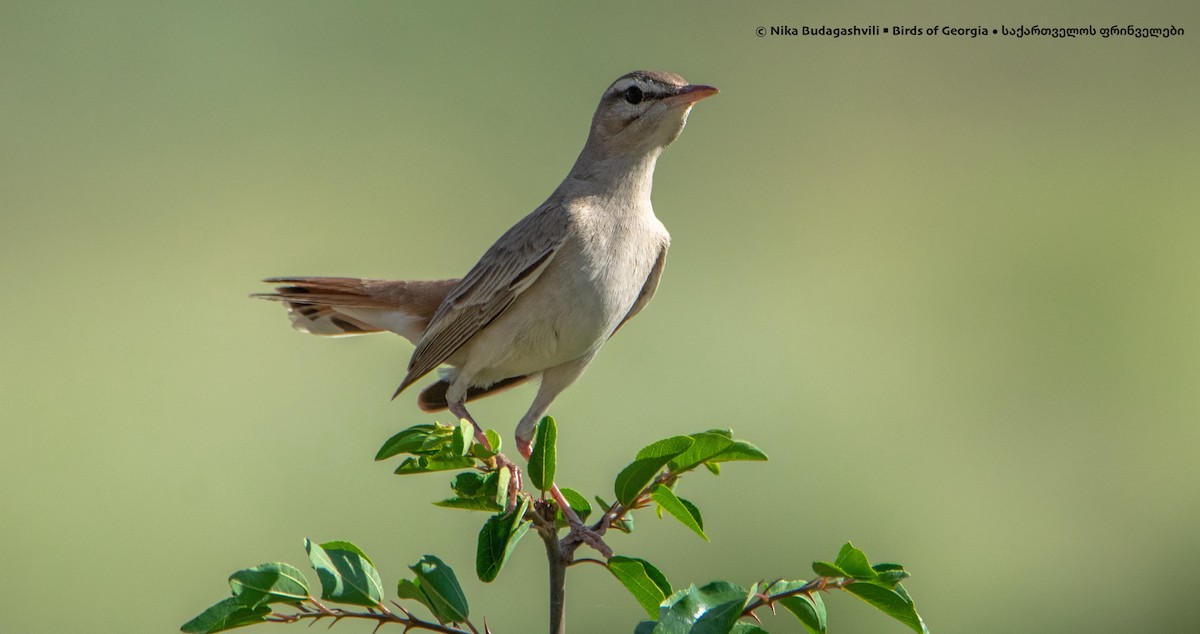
[664, 84, 719, 109]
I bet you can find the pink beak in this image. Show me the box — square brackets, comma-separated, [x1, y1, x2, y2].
[665, 84, 719, 108]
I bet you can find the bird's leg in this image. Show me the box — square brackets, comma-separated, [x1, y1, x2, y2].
[553, 483, 612, 558]
[493, 454, 523, 512]
[447, 399, 488, 446]
[511, 359, 613, 557]
[448, 399, 522, 510]
[518, 421, 613, 559]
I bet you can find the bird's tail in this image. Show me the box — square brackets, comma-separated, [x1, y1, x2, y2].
[257, 276, 533, 406]
[254, 276, 458, 344]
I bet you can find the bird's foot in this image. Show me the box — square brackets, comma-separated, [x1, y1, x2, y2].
[560, 517, 613, 559]
[553, 485, 613, 558]
[493, 452, 524, 512]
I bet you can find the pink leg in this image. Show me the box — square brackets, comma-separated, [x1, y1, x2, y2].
[519, 420, 612, 559]
[449, 398, 523, 509]
[448, 400, 490, 447]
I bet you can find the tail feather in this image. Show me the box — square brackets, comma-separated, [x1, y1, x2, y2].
[258, 275, 527, 409]
[255, 276, 458, 342]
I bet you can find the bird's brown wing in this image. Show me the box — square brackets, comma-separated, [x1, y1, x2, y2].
[395, 204, 571, 395]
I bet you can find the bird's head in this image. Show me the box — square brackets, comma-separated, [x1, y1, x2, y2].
[584, 71, 718, 159]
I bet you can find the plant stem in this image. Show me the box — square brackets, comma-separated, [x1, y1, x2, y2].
[266, 599, 471, 633]
[545, 531, 567, 634]
[537, 472, 678, 630]
[741, 576, 858, 619]
[531, 498, 568, 633]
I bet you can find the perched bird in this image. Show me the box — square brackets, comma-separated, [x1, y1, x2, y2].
[258, 71, 716, 521]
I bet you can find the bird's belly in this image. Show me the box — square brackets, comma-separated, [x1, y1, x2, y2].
[451, 242, 651, 384]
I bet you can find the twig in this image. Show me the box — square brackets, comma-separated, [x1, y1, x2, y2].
[560, 471, 677, 561]
[266, 599, 474, 634]
[740, 576, 858, 619]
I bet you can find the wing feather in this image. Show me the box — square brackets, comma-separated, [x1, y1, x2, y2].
[395, 205, 571, 394]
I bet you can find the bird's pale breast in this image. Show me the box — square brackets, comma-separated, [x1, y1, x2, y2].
[449, 204, 667, 385]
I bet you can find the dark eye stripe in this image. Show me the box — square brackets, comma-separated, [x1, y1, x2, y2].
[609, 83, 666, 103]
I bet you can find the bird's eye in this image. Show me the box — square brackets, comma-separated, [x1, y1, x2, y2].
[622, 85, 644, 105]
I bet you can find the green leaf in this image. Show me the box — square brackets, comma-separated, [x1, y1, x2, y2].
[451, 420, 474, 457]
[781, 595, 827, 634]
[730, 624, 771, 634]
[668, 431, 735, 472]
[766, 580, 826, 634]
[228, 562, 309, 607]
[180, 598, 271, 633]
[691, 585, 751, 633]
[557, 487, 592, 523]
[450, 472, 491, 498]
[396, 579, 438, 620]
[376, 425, 439, 460]
[614, 436, 694, 506]
[469, 429, 502, 459]
[527, 416, 557, 491]
[607, 556, 671, 617]
[871, 562, 912, 586]
[709, 440, 768, 464]
[434, 497, 503, 512]
[304, 539, 383, 607]
[893, 582, 915, 604]
[378, 422, 483, 465]
[650, 486, 707, 541]
[476, 498, 531, 582]
[704, 462, 721, 475]
[393, 454, 475, 475]
[641, 559, 673, 597]
[678, 498, 704, 526]
[846, 582, 928, 634]
[834, 542, 876, 579]
[446, 470, 503, 510]
[495, 463, 511, 510]
[656, 581, 750, 634]
[811, 561, 847, 578]
[409, 555, 469, 623]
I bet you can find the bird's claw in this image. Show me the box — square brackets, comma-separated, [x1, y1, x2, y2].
[492, 452, 523, 512]
[547, 483, 612, 557]
[561, 518, 613, 559]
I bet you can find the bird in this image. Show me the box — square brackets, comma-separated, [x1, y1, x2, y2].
[257, 71, 716, 540]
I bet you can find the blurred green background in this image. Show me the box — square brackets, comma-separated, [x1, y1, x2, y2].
[2, 1, 1197, 632]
